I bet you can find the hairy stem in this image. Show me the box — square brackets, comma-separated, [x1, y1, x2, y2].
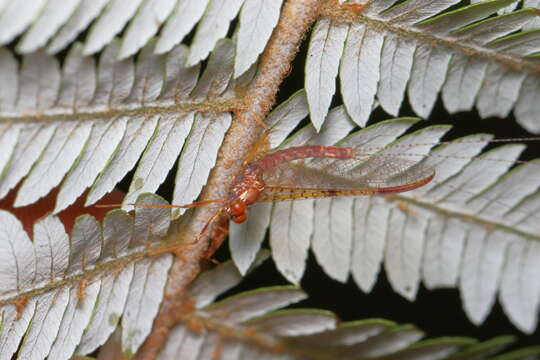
[133, 0, 322, 358]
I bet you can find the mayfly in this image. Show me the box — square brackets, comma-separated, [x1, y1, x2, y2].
[217, 144, 434, 224]
[99, 132, 540, 256]
[112, 141, 435, 245]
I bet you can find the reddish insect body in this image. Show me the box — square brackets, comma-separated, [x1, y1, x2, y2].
[224, 145, 435, 223]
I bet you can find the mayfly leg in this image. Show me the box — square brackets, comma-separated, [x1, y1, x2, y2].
[97, 199, 230, 259]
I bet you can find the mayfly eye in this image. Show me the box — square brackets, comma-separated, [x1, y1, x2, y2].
[229, 200, 246, 216]
[232, 213, 247, 224]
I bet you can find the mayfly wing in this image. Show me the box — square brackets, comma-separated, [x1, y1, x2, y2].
[258, 147, 435, 200]
[258, 170, 435, 202]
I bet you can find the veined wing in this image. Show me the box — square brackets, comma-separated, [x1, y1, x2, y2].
[260, 151, 435, 196]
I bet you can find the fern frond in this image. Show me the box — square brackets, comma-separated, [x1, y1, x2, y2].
[2, 188, 537, 359]
[305, 0, 540, 132]
[0, 1, 537, 356]
[2, 0, 540, 121]
[142, 260, 538, 359]
[7, 0, 539, 127]
[0, 38, 235, 215]
[229, 90, 540, 333]
[0, 0, 282, 80]
[0, 193, 172, 359]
